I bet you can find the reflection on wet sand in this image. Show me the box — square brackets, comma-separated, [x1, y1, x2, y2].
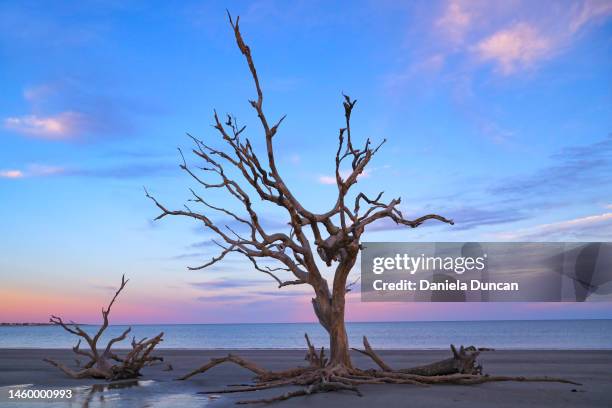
[80, 379, 147, 407]
[72, 379, 210, 407]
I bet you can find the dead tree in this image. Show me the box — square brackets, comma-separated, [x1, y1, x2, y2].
[44, 275, 164, 380]
[147, 11, 452, 371]
[147, 12, 579, 403]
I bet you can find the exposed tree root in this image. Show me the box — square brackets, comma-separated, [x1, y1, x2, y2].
[182, 333, 581, 404]
[235, 380, 362, 405]
[44, 276, 164, 381]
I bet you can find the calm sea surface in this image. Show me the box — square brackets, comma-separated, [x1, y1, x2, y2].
[1, 320, 610, 349]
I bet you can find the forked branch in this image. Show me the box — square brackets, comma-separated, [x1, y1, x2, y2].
[44, 275, 164, 380]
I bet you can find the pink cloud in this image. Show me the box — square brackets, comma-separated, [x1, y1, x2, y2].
[435, 0, 472, 44]
[426, 0, 612, 77]
[569, 0, 612, 33]
[3, 111, 84, 140]
[0, 169, 24, 179]
[0, 164, 65, 179]
[4, 81, 131, 142]
[474, 22, 551, 74]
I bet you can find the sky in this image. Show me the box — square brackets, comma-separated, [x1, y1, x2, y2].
[1, 0, 611, 324]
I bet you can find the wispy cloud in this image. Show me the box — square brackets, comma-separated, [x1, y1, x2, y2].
[366, 205, 526, 232]
[382, 135, 612, 235]
[169, 252, 208, 261]
[446, 206, 529, 230]
[192, 215, 289, 236]
[190, 279, 272, 290]
[4, 80, 141, 142]
[494, 212, 612, 240]
[3, 112, 85, 140]
[435, 0, 472, 45]
[440, 136, 612, 232]
[470, 0, 612, 75]
[381, 0, 612, 148]
[422, 0, 612, 77]
[490, 135, 612, 202]
[195, 294, 251, 303]
[0, 162, 175, 180]
[73, 163, 176, 179]
[0, 164, 65, 179]
[192, 277, 309, 305]
[189, 240, 225, 249]
[196, 290, 306, 304]
[474, 22, 551, 74]
[0, 170, 24, 179]
[569, 0, 612, 33]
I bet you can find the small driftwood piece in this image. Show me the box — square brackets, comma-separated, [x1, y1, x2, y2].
[43, 275, 164, 380]
[398, 345, 482, 376]
[352, 338, 482, 376]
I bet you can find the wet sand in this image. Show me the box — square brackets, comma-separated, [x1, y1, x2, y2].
[1, 349, 611, 407]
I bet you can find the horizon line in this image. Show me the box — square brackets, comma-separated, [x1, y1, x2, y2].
[3, 317, 611, 326]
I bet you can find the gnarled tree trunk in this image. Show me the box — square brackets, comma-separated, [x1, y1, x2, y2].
[328, 298, 351, 368]
[311, 291, 352, 368]
[309, 250, 357, 368]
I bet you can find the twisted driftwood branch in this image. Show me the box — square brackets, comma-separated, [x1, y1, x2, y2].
[351, 335, 393, 371]
[44, 275, 164, 380]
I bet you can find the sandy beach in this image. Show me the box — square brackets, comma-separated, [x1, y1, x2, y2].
[1, 349, 611, 407]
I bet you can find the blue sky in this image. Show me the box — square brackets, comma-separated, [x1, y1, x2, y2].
[1, 0, 611, 323]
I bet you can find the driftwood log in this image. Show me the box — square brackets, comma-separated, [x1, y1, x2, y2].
[353, 337, 482, 375]
[43, 275, 164, 380]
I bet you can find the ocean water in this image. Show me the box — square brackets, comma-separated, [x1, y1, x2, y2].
[0, 320, 610, 350]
